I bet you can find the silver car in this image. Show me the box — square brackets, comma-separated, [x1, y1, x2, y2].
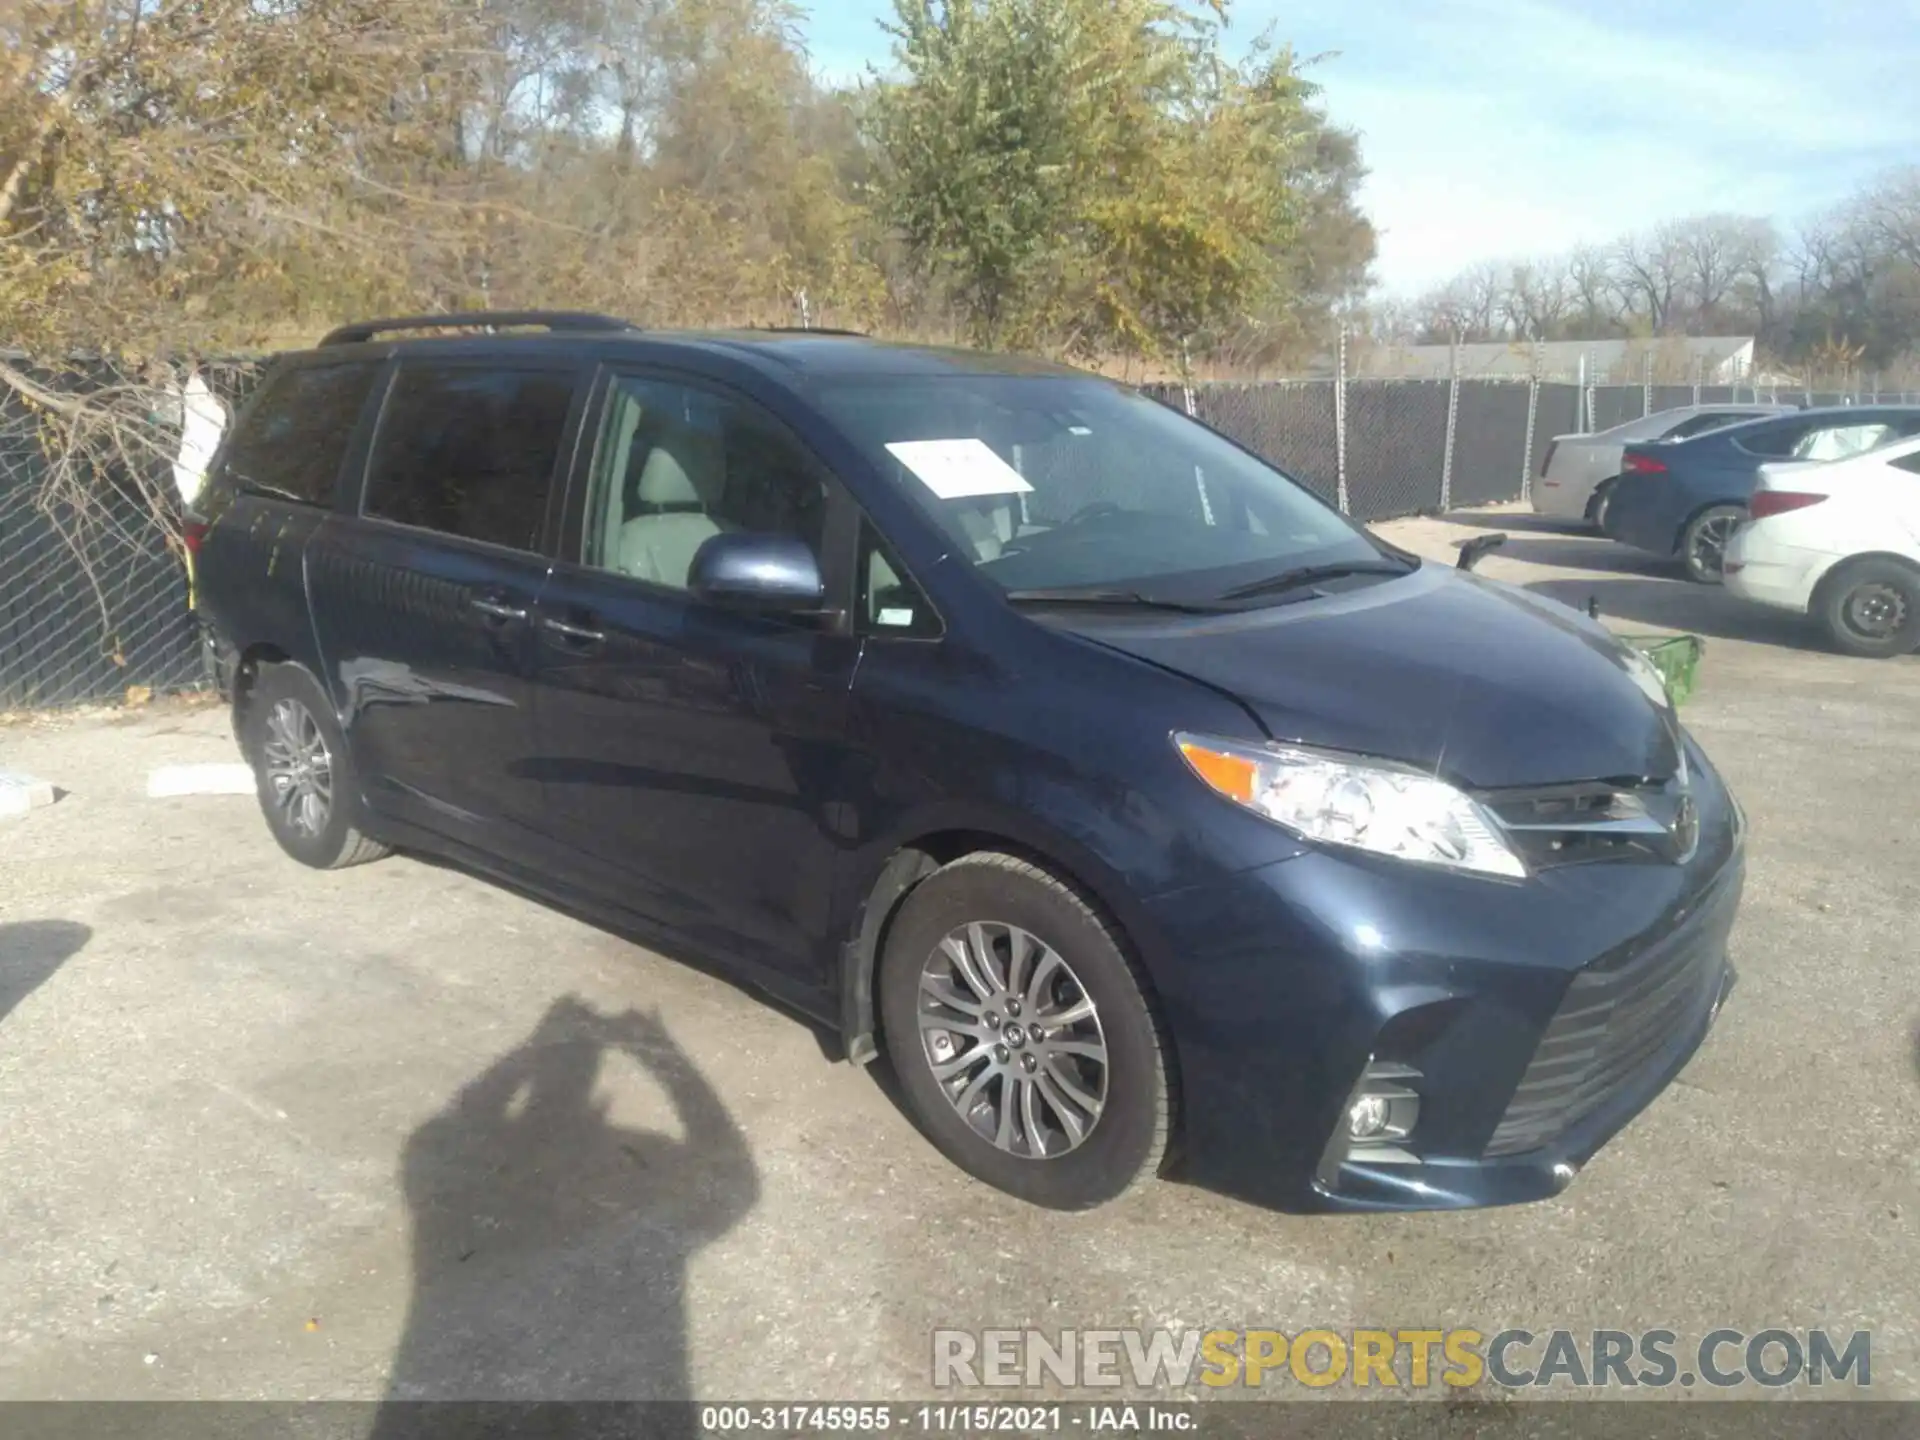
[1532, 404, 1793, 528]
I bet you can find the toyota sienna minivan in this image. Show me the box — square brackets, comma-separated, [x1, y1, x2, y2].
[191, 312, 1744, 1214]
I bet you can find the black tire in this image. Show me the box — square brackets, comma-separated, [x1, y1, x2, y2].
[1587, 477, 1617, 532]
[1817, 559, 1920, 659]
[877, 852, 1172, 1209]
[1680, 504, 1745, 584]
[244, 664, 391, 870]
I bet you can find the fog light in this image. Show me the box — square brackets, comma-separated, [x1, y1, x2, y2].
[1345, 1061, 1421, 1146]
[1348, 1093, 1392, 1140]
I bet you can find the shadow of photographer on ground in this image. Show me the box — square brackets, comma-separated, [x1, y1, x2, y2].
[374, 996, 759, 1433]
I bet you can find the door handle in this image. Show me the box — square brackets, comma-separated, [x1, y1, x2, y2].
[470, 595, 528, 623]
[540, 615, 606, 645]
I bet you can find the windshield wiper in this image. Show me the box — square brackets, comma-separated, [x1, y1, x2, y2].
[1003, 587, 1227, 614]
[1215, 560, 1412, 603]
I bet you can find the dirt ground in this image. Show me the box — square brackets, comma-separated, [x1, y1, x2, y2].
[2, 505, 1916, 1403]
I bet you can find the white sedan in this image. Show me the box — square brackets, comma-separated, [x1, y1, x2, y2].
[1531, 403, 1791, 527]
[1724, 433, 1920, 658]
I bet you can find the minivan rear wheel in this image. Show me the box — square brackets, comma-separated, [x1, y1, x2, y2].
[244, 665, 391, 870]
[878, 852, 1171, 1209]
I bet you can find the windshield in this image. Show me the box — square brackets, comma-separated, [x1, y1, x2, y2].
[815, 375, 1389, 596]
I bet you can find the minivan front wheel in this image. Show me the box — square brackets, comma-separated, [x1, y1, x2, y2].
[244, 665, 391, 870]
[878, 852, 1171, 1209]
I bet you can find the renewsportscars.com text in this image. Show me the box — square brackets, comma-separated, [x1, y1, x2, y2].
[932, 1327, 1872, 1391]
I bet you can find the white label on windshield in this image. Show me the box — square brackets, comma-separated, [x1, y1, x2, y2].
[886, 439, 1035, 500]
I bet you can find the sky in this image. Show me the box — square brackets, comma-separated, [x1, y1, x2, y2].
[800, 0, 1920, 297]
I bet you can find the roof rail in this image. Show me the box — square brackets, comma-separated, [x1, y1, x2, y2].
[317, 311, 636, 348]
[746, 325, 870, 338]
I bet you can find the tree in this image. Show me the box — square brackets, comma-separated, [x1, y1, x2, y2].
[1615, 223, 1687, 333]
[865, 0, 1348, 363]
[0, 0, 486, 353]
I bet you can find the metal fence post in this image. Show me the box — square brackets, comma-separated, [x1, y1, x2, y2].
[1520, 367, 1540, 505]
[1642, 351, 1653, 417]
[1335, 326, 1350, 516]
[1439, 335, 1460, 512]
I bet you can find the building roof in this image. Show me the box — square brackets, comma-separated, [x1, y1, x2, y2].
[1345, 336, 1756, 382]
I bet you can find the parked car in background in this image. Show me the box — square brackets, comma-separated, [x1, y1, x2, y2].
[1603, 406, 1920, 583]
[1724, 433, 1920, 658]
[191, 311, 1744, 1216]
[1531, 404, 1791, 529]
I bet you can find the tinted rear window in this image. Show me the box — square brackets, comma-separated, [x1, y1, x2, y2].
[218, 363, 378, 506]
[363, 365, 576, 552]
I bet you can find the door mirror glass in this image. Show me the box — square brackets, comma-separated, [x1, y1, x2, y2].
[687, 532, 825, 611]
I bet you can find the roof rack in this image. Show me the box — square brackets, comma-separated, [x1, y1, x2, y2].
[318, 311, 636, 348]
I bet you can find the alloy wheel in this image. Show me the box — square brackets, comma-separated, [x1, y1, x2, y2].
[916, 921, 1108, 1159]
[1689, 513, 1739, 579]
[262, 698, 333, 837]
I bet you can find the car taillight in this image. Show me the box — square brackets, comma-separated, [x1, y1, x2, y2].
[183, 519, 208, 556]
[1749, 491, 1827, 520]
[1622, 452, 1668, 475]
[1540, 442, 1559, 477]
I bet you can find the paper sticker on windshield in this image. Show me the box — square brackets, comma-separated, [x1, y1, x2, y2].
[886, 439, 1034, 500]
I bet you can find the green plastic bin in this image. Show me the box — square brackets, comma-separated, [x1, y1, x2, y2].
[1621, 634, 1705, 707]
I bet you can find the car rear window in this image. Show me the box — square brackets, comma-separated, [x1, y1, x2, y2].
[1662, 411, 1758, 441]
[1733, 421, 1811, 458]
[363, 364, 577, 552]
[216, 362, 379, 507]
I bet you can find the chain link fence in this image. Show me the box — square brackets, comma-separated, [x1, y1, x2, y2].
[1153, 352, 1920, 528]
[0, 359, 264, 711]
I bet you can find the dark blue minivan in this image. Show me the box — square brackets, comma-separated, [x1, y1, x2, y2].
[192, 314, 1744, 1214]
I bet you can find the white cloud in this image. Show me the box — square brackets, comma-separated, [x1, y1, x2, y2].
[1263, 0, 1920, 293]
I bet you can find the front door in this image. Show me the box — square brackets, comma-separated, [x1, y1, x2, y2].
[308, 358, 584, 851]
[530, 370, 863, 987]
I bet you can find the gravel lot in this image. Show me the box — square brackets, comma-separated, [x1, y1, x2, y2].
[2, 505, 1916, 1404]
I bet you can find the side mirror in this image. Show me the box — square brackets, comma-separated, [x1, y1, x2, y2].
[687, 532, 825, 612]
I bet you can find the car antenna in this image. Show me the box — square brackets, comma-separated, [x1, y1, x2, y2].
[1455, 533, 1507, 572]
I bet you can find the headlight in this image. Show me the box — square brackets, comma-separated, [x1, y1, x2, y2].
[1174, 733, 1526, 879]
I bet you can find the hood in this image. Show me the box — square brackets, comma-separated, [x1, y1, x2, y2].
[1053, 564, 1682, 790]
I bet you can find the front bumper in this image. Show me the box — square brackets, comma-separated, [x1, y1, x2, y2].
[1139, 749, 1744, 1213]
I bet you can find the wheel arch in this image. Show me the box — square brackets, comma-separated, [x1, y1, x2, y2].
[836, 822, 1183, 1155]
[1809, 550, 1920, 614]
[231, 643, 295, 758]
[1673, 496, 1748, 553]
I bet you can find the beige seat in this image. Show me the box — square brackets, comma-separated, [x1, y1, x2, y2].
[617, 423, 727, 588]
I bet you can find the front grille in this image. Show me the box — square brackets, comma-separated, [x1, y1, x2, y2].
[1484, 874, 1737, 1158]
[1480, 778, 1688, 870]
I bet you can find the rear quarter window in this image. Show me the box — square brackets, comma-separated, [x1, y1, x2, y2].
[214, 362, 380, 506]
[363, 364, 578, 552]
